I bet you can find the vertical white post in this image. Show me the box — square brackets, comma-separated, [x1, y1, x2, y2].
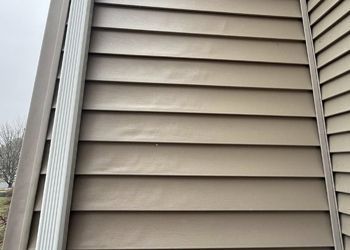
[300, 1, 343, 249]
[35, 0, 93, 249]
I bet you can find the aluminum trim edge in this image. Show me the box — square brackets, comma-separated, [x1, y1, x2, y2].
[300, 1, 343, 249]
[35, 0, 93, 249]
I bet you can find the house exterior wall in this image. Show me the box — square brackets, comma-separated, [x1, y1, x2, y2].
[307, 1, 350, 248]
[5, 0, 347, 249]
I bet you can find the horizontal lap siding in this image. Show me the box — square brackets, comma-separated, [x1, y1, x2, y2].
[41, 143, 324, 177]
[74, 112, 320, 145]
[86, 55, 312, 89]
[95, 0, 302, 17]
[27, 211, 333, 250]
[82, 82, 315, 116]
[29, 1, 334, 249]
[89, 30, 308, 64]
[308, 0, 350, 246]
[69, 212, 333, 249]
[34, 176, 328, 211]
[92, 5, 305, 40]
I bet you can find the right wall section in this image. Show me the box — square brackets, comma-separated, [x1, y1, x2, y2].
[307, 0, 350, 248]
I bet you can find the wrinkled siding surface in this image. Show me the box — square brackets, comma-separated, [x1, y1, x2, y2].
[25, 0, 338, 249]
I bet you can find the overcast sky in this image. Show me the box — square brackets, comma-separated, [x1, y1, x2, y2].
[0, 0, 50, 125]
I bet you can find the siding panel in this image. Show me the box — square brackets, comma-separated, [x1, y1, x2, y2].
[333, 153, 350, 172]
[95, 0, 302, 18]
[93, 5, 305, 40]
[321, 73, 350, 99]
[338, 193, 350, 214]
[308, 0, 322, 12]
[314, 15, 350, 54]
[86, 56, 312, 89]
[89, 29, 308, 64]
[342, 214, 350, 236]
[83, 82, 315, 117]
[319, 54, 350, 84]
[309, 0, 340, 26]
[317, 35, 350, 68]
[42, 142, 325, 177]
[308, 1, 350, 243]
[329, 133, 350, 152]
[345, 236, 350, 250]
[66, 212, 333, 249]
[335, 174, 350, 194]
[312, 1, 350, 38]
[35, 176, 328, 211]
[324, 92, 350, 117]
[77, 111, 319, 146]
[327, 112, 350, 134]
[27, 212, 333, 250]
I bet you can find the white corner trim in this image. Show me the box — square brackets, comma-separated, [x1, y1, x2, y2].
[35, 0, 93, 249]
[299, 1, 343, 250]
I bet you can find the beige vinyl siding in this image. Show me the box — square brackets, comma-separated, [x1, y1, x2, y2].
[82, 83, 315, 117]
[90, 30, 308, 64]
[40, 143, 325, 177]
[327, 112, 350, 134]
[319, 54, 350, 84]
[308, 0, 350, 246]
[322, 73, 350, 100]
[325, 92, 350, 117]
[27, 212, 333, 250]
[95, 0, 302, 18]
[35, 176, 328, 211]
[309, 0, 340, 25]
[314, 14, 350, 54]
[317, 34, 350, 68]
[27, 1, 336, 249]
[333, 153, 350, 172]
[74, 112, 320, 145]
[86, 56, 312, 89]
[308, 0, 322, 12]
[93, 5, 305, 40]
[338, 193, 350, 215]
[312, 1, 350, 39]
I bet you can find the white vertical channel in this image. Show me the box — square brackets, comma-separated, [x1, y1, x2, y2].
[300, 1, 343, 250]
[35, 0, 93, 249]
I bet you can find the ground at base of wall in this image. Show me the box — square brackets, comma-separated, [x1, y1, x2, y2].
[0, 190, 11, 249]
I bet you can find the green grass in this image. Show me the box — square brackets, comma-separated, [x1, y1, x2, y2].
[0, 196, 10, 215]
[0, 193, 11, 249]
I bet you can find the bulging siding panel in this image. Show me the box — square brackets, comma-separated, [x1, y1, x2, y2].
[86, 55, 312, 89]
[308, 0, 350, 246]
[95, 0, 302, 18]
[25, 1, 337, 249]
[93, 5, 305, 40]
[89, 30, 308, 64]
[41, 142, 325, 177]
[75, 112, 320, 145]
[83, 82, 315, 116]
